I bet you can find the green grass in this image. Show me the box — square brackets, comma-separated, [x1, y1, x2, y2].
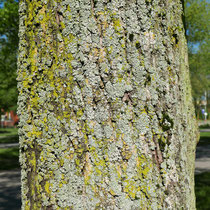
[0, 147, 19, 170]
[0, 127, 18, 136]
[200, 132, 210, 137]
[195, 131, 210, 209]
[198, 132, 210, 146]
[0, 135, 19, 143]
[199, 124, 210, 129]
[195, 172, 210, 210]
[0, 127, 18, 143]
[0, 128, 19, 170]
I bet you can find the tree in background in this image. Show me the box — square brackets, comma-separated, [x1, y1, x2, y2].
[18, 0, 198, 209]
[0, 0, 19, 111]
[185, 0, 210, 117]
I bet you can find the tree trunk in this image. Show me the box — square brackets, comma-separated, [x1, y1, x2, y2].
[18, 0, 199, 209]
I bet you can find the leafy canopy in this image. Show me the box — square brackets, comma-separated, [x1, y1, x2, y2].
[0, 0, 19, 111]
[185, 0, 210, 99]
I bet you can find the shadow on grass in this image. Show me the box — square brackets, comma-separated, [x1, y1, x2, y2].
[0, 128, 18, 137]
[200, 124, 210, 129]
[198, 136, 210, 146]
[0, 147, 19, 170]
[196, 133, 210, 159]
[0, 130, 10, 134]
[0, 135, 19, 144]
[0, 170, 21, 210]
[195, 172, 210, 210]
[197, 133, 210, 147]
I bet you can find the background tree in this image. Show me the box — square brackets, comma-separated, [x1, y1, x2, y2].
[18, 0, 198, 209]
[184, 0, 210, 115]
[0, 0, 19, 111]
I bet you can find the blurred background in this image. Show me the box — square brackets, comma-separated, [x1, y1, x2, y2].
[0, 0, 209, 209]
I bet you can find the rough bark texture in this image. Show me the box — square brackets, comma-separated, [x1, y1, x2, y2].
[18, 0, 199, 209]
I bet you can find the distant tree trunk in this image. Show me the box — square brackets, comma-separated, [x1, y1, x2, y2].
[18, 0, 199, 209]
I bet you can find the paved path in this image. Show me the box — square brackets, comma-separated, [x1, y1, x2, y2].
[0, 170, 21, 210]
[195, 144, 210, 174]
[0, 143, 19, 149]
[195, 129, 210, 174]
[0, 136, 18, 140]
[198, 120, 210, 126]
[200, 129, 210, 132]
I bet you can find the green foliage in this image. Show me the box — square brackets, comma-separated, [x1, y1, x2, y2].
[195, 172, 210, 210]
[0, 0, 19, 111]
[185, 0, 210, 99]
[185, 0, 209, 46]
[189, 42, 210, 98]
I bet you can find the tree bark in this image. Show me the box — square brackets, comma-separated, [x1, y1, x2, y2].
[18, 0, 199, 209]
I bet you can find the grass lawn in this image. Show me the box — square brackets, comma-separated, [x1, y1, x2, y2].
[195, 131, 210, 210]
[198, 132, 210, 146]
[199, 123, 210, 129]
[0, 147, 19, 170]
[0, 128, 19, 170]
[0, 127, 18, 143]
[195, 172, 210, 210]
[0, 127, 18, 137]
